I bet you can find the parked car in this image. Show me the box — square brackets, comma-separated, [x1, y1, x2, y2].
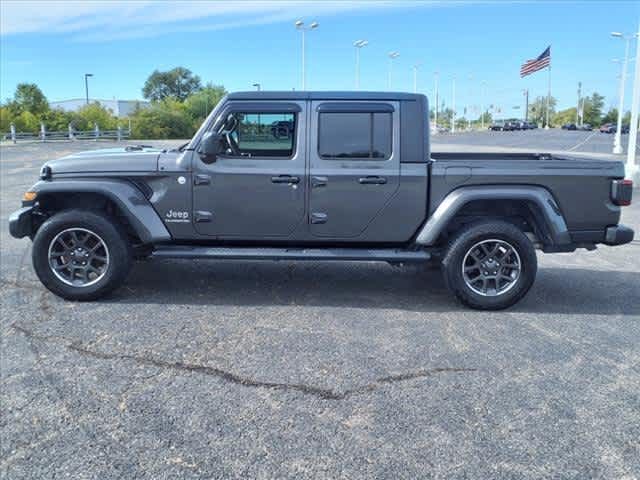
[489, 121, 505, 131]
[621, 124, 630, 134]
[562, 123, 577, 130]
[578, 124, 592, 131]
[8, 91, 634, 310]
[600, 123, 616, 133]
[503, 120, 520, 131]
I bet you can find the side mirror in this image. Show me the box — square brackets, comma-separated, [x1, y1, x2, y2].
[198, 131, 223, 162]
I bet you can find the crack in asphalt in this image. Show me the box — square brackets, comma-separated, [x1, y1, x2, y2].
[10, 323, 476, 401]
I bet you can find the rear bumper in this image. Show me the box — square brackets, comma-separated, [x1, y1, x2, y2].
[604, 224, 634, 246]
[8, 207, 33, 239]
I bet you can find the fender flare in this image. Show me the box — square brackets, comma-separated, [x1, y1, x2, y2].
[31, 178, 171, 244]
[415, 185, 571, 246]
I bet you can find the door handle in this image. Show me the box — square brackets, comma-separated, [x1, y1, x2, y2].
[271, 175, 300, 184]
[194, 174, 211, 185]
[358, 176, 387, 185]
[311, 176, 328, 188]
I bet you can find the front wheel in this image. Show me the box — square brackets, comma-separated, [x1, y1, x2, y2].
[442, 220, 537, 310]
[32, 210, 133, 301]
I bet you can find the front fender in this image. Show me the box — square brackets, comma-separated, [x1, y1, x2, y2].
[415, 185, 571, 246]
[30, 178, 171, 244]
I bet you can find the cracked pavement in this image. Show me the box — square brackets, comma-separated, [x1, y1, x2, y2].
[1, 140, 640, 479]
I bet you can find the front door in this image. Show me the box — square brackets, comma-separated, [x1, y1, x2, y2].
[192, 101, 307, 239]
[307, 101, 400, 239]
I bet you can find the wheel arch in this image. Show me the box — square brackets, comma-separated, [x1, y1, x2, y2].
[30, 179, 171, 244]
[415, 185, 571, 247]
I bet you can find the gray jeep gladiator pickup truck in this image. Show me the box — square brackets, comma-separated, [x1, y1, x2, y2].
[9, 91, 635, 309]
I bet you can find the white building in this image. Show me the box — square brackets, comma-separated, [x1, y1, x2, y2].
[49, 98, 149, 117]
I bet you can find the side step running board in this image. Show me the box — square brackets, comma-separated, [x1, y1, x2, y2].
[151, 246, 430, 263]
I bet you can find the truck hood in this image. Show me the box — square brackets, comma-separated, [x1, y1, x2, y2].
[44, 146, 163, 175]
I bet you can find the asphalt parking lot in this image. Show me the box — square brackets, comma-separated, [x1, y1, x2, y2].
[1, 133, 639, 479]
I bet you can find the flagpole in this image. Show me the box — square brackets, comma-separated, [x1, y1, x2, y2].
[545, 64, 551, 129]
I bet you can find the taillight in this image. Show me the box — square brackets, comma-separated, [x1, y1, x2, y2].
[611, 179, 633, 206]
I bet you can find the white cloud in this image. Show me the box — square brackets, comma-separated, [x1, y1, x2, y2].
[0, 0, 442, 41]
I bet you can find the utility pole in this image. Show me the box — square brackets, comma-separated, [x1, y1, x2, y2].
[295, 20, 319, 90]
[353, 40, 368, 90]
[524, 89, 529, 122]
[625, 25, 640, 181]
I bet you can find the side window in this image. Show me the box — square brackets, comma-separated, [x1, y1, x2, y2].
[221, 112, 296, 158]
[318, 112, 392, 160]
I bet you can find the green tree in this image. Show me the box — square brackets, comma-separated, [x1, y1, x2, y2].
[601, 108, 618, 125]
[131, 98, 194, 139]
[553, 107, 577, 127]
[40, 108, 74, 132]
[527, 95, 557, 127]
[184, 84, 227, 125]
[581, 92, 605, 126]
[71, 102, 118, 131]
[142, 67, 202, 102]
[11, 83, 49, 115]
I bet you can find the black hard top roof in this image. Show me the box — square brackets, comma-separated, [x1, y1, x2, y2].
[226, 91, 424, 101]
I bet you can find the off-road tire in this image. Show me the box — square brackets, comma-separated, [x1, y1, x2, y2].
[442, 220, 537, 310]
[32, 210, 133, 301]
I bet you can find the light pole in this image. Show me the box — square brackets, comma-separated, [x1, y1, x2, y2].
[625, 25, 640, 181]
[434, 71, 439, 130]
[252, 83, 261, 91]
[451, 75, 456, 133]
[295, 20, 319, 90]
[481, 81, 487, 129]
[612, 31, 633, 154]
[353, 40, 368, 90]
[387, 51, 399, 90]
[84, 73, 93, 105]
[412, 63, 422, 94]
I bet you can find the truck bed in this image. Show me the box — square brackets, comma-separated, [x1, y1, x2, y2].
[428, 152, 626, 232]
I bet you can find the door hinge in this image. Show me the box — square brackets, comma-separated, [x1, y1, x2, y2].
[194, 211, 213, 223]
[310, 212, 328, 224]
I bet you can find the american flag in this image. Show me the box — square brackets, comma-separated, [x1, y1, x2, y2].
[520, 46, 551, 77]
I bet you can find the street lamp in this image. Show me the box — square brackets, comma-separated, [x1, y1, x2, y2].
[412, 63, 422, 94]
[387, 51, 399, 90]
[84, 73, 93, 105]
[353, 40, 368, 90]
[481, 81, 487, 129]
[295, 20, 319, 90]
[451, 75, 456, 133]
[434, 71, 439, 130]
[252, 83, 261, 91]
[611, 31, 634, 154]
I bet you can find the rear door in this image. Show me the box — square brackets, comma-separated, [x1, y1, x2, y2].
[307, 101, 400, 239]
[192, 101, 307, 239]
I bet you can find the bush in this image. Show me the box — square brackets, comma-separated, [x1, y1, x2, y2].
[130, 98, 194, 139]
[71, 102, 118, 131]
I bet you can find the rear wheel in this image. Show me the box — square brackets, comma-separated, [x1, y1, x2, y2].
[32, 210, 132, 300]
[442, 220, 537, 310]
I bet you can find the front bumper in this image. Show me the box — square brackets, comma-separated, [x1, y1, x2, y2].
[8, 207, 33, 239]
[604, 224, 634, 246]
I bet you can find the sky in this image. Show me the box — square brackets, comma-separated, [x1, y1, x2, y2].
[1, 0, 639, 118]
